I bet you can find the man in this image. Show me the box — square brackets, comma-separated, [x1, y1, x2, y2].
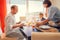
[37, 0, 60, 31]
[5, 5, 24, 40]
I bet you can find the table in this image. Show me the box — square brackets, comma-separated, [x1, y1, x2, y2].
[36, 26, 58, 32]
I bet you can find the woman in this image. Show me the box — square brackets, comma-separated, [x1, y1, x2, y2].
[37, 0, 60, 31]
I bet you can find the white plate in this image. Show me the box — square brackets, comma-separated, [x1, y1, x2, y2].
[39, 25, 51, 29]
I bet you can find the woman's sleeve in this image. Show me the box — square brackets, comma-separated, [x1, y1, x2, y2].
[48, 6, 57, 20]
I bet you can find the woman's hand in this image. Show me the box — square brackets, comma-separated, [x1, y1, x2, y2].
[36, 19, 49, 27]
[48, 21, 56, 26]
[36, 22, 43, 27]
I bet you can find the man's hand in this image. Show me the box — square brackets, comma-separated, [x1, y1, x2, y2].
[19, 23, 24, 27]
[12, 23, 24, 28]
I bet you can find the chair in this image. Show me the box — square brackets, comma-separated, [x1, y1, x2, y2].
[32, 32, 60, 40]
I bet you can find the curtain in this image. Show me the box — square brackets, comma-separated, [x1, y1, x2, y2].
[0, 0, 7, 33]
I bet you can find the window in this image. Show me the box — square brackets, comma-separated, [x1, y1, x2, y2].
[27, 0, 44, 17]
[7, 0, 44, 22]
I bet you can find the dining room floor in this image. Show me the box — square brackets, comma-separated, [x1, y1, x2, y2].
[0, 37, 16, 40]
[0, 37, 26, 40]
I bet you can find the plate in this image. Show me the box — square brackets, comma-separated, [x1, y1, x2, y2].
[39, 25, 51, 30]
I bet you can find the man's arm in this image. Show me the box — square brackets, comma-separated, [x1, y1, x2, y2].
[5, 16, 24, 29]
[12, 23, 24, 29]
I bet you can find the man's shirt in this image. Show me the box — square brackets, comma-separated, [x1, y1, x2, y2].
[5, 13, 17, 34]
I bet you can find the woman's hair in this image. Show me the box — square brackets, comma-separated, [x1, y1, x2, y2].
[43, 0, 52, 7]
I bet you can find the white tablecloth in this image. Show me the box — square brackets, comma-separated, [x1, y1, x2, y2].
[23, 26, 33, 37]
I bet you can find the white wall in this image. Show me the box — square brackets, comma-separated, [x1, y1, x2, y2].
[0, 28, 2, 35]
[50, 0, 60, 9]
[0, 22, 2, 35]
